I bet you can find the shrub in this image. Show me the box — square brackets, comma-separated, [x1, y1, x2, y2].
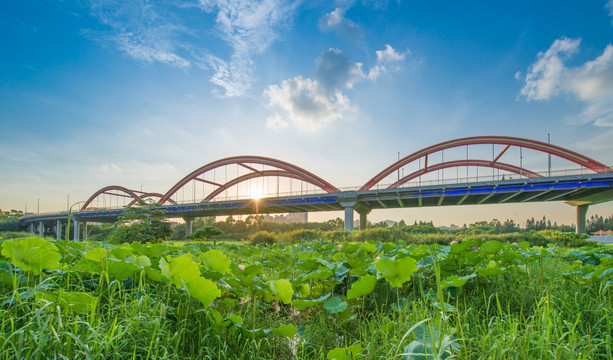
[323, 230, 352, 242]
[278, 229, 321, 243]
[187, 226, 223, 243]
[249, 231, 277, 246]
[354, 228, 409, 242]
[0, 231, 38, 240]
[107, 220, 172, 244]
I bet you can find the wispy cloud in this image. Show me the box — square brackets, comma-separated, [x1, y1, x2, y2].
[519, 37, 613, 127]
[607, 0, 613, 21]
[265, 45, 409, 132]
[84, 0, 299, 97]
[86, 0, 191, 69]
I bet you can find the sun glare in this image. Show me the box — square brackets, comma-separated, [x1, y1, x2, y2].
[251, 189, 263, 200]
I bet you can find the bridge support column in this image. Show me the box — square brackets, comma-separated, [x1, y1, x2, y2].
[29, 223, 34, 233]
[357, 207, 372, 230]
[344, 207, 354, 231]
[38, 221, 44, 237]
[83, 222, 88, 241]
[576, 204, 589, 234]
[56, 220, 62, 240]
[184, 217, 194, 236]
[74, 221, 80, 241]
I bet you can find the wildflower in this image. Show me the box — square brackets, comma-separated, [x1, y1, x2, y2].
[238, 264, 245, 271]
[471, 245, 479, 251]
[376, 256, 381, 261]
[450, 240, 458, 245]
[337, 244, 343, 250]
[512, 242, 518, 246]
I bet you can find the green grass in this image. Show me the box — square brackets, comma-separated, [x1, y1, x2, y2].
[0, 238, 611, 359]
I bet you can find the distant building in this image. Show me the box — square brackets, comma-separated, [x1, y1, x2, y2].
[384, 220, 397, 227]
[262, 212, 308, 224]
[439, 224, 459, 231]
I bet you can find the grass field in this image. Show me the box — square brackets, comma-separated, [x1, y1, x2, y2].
[0, 236, 611, 359]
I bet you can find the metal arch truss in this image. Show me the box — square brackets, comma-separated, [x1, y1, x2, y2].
[80, 186, 177, 210]
[361, 135, 613, 191]
[159, 156, 341, 204]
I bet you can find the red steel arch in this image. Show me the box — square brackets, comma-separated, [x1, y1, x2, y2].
[361, 136, 613, 191]
[81, 186, 176, 210]
[160, 156, 340, 204]
[392, 160, 542, 188]
[127, 193, 177, 206]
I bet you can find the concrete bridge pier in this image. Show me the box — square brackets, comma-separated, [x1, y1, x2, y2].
[29, 223, 35, 233]
[82, 222, 88, 241]
[74, 220, 79, 241]
[339, 197, 358, 231]
[184, 217, 194, 235]
[38, 221, 44, 237]
[576, 204, 589, 234]
[357, 207, 372, 230]
[56, 219, 62, 240]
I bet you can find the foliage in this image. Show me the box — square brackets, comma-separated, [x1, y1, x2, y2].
[107, 203, 173, 244]
[186, 226, 223, 243]
[277, 229, 321, 243]
[2, 230, 611, 359]
[249, 231, 278, 246]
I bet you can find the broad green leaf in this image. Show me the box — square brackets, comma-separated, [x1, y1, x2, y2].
[199, 250, 231, 273]
[36, 291, 99, 314]
[440, 273, 477, 289]
[84, 248, 108, 262]
[479, 241, 503, 255]
[106, 259, 139, 280]
[125, 255, 151, 268]
[297, 283, 311, 297]
[327, 345, 362, 360]
[183, 276, 221, 307]
[270, 279, 293, 304]
[272, 324, 298, 338]
[347, 274, 377, 300]
[293, 293, 331, 310]
[1, 238, 60, 274]
[324, 296, 348, 314]
[374, 257, 418, 288]
[160, 254, 201, 288]
[402, 341, 435, 360]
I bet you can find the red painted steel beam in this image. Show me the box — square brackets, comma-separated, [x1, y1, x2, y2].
[388, 160, 542, 188]
[81, 185, 142, 210]
[160, 156, 340, 204]
[361, 136, 612, 191]
[203, 170, 314, 201]
[127, 193, 178, 206]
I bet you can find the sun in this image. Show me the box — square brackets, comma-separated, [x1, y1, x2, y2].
[251, 188, 263, 200]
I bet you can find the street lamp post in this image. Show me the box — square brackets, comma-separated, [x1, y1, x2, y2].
[65, 201, 85, 241]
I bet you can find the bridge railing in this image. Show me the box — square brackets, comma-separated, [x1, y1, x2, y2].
[24, 166, 613, 216]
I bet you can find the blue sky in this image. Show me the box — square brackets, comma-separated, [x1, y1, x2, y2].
[2, 0, 613, 226]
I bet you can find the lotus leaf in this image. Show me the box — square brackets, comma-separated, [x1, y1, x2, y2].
[1, 238, 60, 275]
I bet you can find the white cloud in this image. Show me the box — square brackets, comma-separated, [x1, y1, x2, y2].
[519, 37, 613, 127]
[85, 0, 299, 97]
[318, 7, 359, 37]
[607, 0, 613, 20]
[199, 0, 299, 96]
[99, 164, 122, 173]
[264, 76, 352, 132]
[315, 48, 366, 91]
[86, 0, 191, 69]
[265, 113, 289, 130]
[519, 37, 580, 101]
[264, 45, 408, 131]
[376, 44, 408, 63]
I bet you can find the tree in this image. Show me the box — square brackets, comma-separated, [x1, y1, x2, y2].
[186, 226, 223, 244]
[107, 202, 172, 244]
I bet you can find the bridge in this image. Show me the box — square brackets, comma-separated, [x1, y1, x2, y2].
[20, 136, 613, 240]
